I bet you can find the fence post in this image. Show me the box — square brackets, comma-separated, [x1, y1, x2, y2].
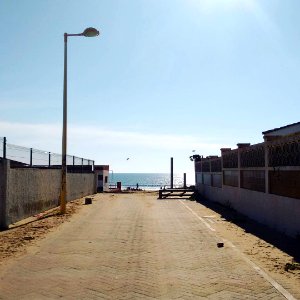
[0, 159, 10, 229]
[265, 141, 269, 194]
[81, 158, 83, 173]
[220, 148, 231, 187]
[93, 160, 95, 172]
[48, 152, 51, 167]
[237, 143, 251, 189]
[3, 137, 6, 159]
[30, 148, 33, 167]
[201, 155, 203, 185]
[73, 156, 75, 166]
[170, 157, 173, 189]
[237, 147, 241, 189]
[209, 159, 212, 186]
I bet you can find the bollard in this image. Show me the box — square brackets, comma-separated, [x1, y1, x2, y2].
[158, 189, 162, 199]
[85, 197, 93, 205]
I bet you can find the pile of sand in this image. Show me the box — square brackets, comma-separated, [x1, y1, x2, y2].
[0, 198, 83, 265]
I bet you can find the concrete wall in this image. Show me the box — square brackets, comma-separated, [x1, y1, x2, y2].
[0, 160, 96, 227]
[196, 178, 300, 238]
[68, 173, 96, 200]
[0, 160, 8, 228]
[7, 168, 61, 224]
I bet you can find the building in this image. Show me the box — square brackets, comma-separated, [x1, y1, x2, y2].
[94, 165, 109, 192]
[263, 121, 300, 141]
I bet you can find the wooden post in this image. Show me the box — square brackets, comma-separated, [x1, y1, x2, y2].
[183, 173, 186, 189]
[170, 157, 173, 189]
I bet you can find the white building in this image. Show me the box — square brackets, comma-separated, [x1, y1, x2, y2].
[94, 165, 109, 192]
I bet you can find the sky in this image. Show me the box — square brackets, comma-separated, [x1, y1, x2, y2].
[1, 0, 300, 182]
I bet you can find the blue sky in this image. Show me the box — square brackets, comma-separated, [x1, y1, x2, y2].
[1, 0, 300, 181]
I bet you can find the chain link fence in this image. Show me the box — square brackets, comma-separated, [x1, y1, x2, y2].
[0, 137, 94, 168]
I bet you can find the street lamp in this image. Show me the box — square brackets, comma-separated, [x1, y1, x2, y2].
[60, 27, 100, 214]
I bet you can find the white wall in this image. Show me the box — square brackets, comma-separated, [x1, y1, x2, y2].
[95, 169, 109, 192]
[196, 173, 300, 238]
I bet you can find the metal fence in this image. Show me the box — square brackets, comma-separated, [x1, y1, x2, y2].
[0, 137, 94, 168]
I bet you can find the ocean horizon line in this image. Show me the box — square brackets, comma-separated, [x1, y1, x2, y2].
[108, 173, 195, 188]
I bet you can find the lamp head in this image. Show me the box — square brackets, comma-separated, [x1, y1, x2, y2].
[82, 27, 100, 37]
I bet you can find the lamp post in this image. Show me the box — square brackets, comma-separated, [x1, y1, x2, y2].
[60, 27, 99, 214]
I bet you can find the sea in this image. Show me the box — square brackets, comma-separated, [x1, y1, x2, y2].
[109, 173, 194, 190]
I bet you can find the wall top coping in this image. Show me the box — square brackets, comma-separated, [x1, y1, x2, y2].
[237, 143, 251, 148]
[220, 148, 231, 153]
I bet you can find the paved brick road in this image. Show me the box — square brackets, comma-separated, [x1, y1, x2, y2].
[0, 193, 295, 299]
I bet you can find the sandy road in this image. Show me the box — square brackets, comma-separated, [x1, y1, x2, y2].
[0, 193, 298, 299]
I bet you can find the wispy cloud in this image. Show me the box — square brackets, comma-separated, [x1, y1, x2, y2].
[0, 121, 231, 173]
[0, 121, 223, 154]
[0, 97, 59, 110]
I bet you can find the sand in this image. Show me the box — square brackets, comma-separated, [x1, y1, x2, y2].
[0, 198, 83, 265]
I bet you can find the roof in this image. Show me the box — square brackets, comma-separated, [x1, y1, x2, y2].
[262, 121, 300, 135]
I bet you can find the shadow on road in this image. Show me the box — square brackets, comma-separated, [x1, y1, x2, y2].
[195, 196, 300, 263]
